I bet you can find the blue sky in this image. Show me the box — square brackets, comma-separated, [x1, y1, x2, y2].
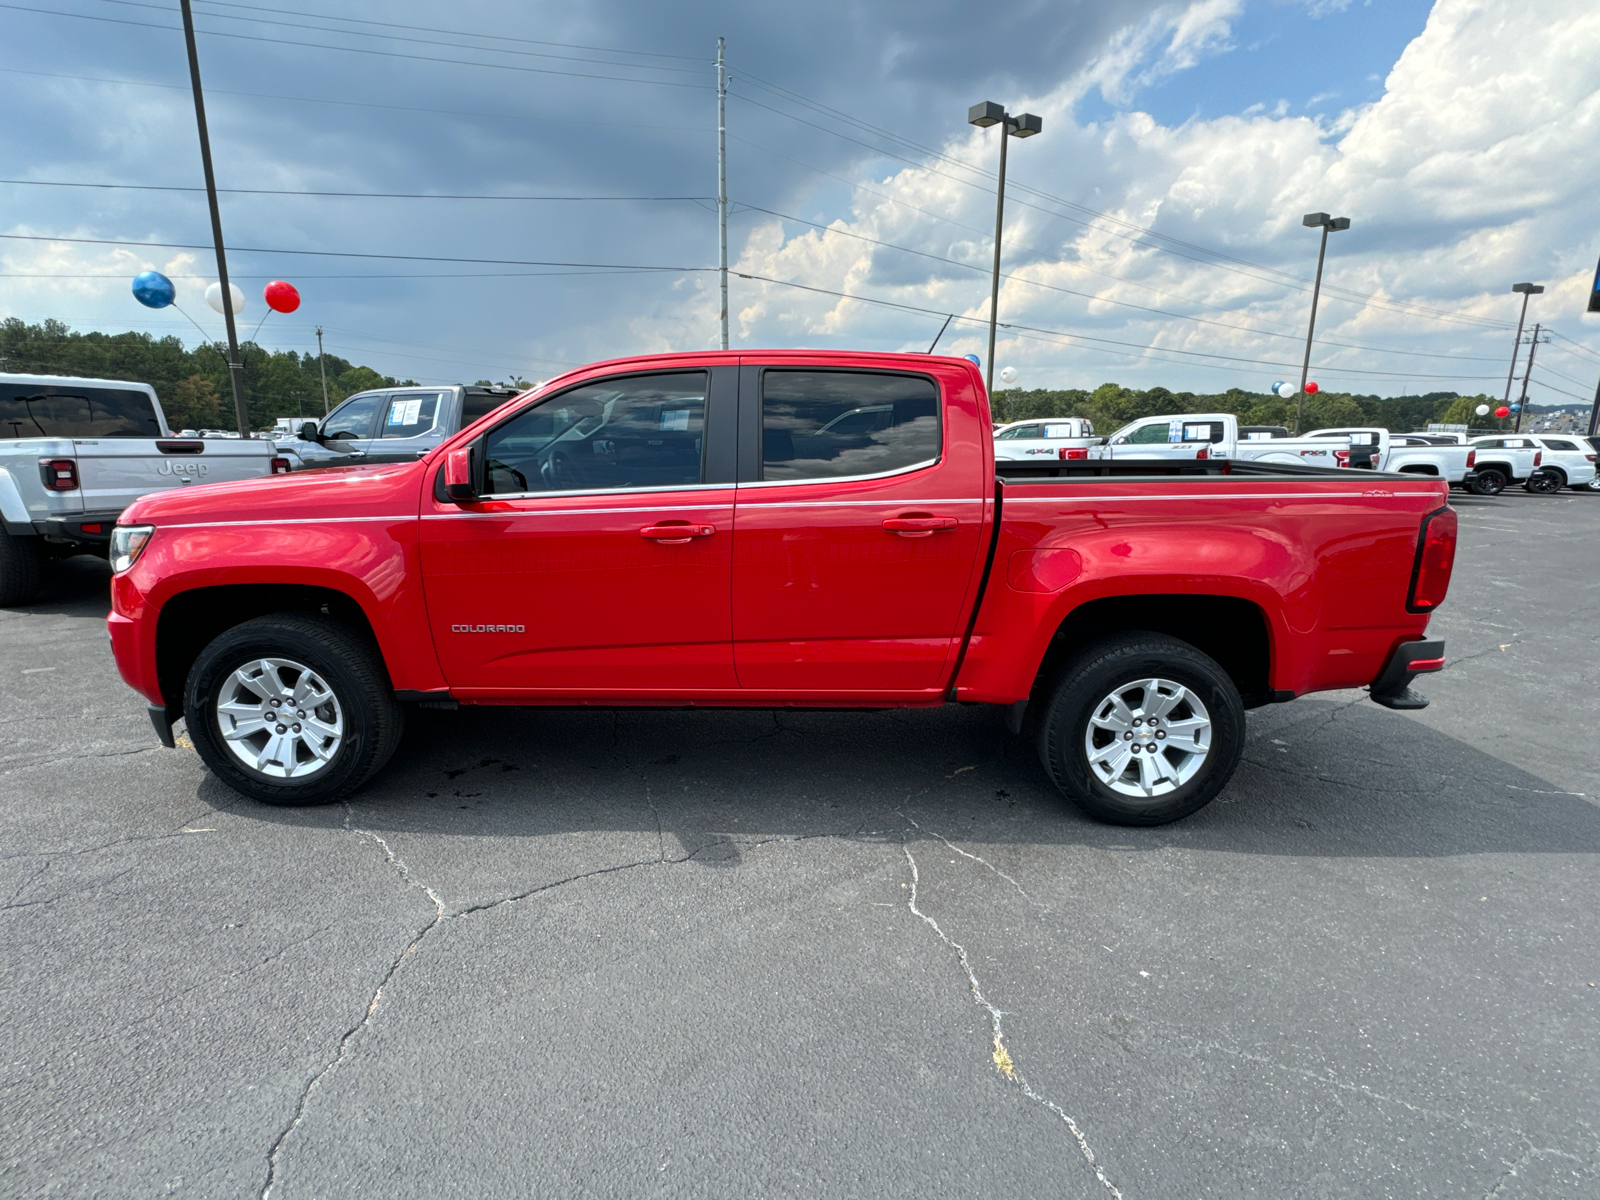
[2, 0, 1597, 401]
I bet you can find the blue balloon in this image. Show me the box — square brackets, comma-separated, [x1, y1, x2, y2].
[132, 271, 175, 309]
[1510, 403, 1521, 412]
[963, 354, 981, 367]
[1271, 380, 1284, 392]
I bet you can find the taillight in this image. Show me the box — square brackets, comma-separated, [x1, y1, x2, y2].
[271, 456, 292, 474]
[1465, 449, 1475, 468]
[1533, 451, 1542, 467]
[1334, 448, 1350, 467]
[1058, 447, 1088, 460]
[1195, 446, 1209, 460]
[1408, 506, 1458, 613]
[40, 458, 79, 491]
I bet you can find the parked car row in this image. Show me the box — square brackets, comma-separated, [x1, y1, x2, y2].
[992, 413, 1597, 496]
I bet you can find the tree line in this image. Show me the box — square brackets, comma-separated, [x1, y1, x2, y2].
[991, 383, 1510, 434]
[0, 318, 416, 432]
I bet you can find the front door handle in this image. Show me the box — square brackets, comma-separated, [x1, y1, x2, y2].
[882, 515, 958, 537]
[640, 522, 716, 543]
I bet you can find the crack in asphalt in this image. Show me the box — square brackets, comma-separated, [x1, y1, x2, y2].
[901, 841, 1122, 1199]
[901, 809, 1048, 913]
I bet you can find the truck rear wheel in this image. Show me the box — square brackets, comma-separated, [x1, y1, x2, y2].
[1037, 634, 1245, 826]
[184, 614, 404, 805]
[0, 531, 42, 606]
[1469, 468, 1507, 496]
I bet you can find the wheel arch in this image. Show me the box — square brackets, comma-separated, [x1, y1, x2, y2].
[1031, 593, 1273, 710]
[155, 584, 384, 720]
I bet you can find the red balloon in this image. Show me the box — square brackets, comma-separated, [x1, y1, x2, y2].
[263, 280, 301, 314]
[1494, 406, 1510, 418]
[1304, 381, 1319, 394]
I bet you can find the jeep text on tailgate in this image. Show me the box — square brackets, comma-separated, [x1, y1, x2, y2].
[107, 351, 1456, 825]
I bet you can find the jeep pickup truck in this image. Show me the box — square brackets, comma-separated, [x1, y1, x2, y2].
[106, 351, 1456, 826]
[0, 373, 284, 605]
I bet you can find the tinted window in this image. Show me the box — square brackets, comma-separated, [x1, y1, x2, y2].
[462, 389, 512, 425]
[324, 394, 381, 441]
[483, 372, 706, 495]
[378, 392, 442, 439]
[760, 371, 938, 482]
[0, 382, 162, 438]
[998, 424, 1040, 440]
[1476, 439, 1503, 448]
[1542, 439, 1580, 451]
[1123, 423, 1172, 444]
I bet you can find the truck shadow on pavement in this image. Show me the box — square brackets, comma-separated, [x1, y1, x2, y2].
[207, 696, 1600, 867]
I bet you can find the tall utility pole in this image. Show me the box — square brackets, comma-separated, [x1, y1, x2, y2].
[716, 37, 728, 351]
[179, 0, 250, 437]
[1295, 212, 1350, 433]
[1587, 368, 1600, 438]
[966, 102, 1041, 398]
[1502, 282, 1543, 411]
[315, 326, 330, 416]
[1513, 323, 1545, 433]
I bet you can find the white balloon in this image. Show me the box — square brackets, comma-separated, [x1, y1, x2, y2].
[1474, 404, 1490, 416]
[998, 366, 1018, 385]
[204, 281, 246, 316]
[1276, 381, 1297, 398]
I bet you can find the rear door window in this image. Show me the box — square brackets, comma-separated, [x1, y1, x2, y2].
[0, 382, 162, 438]
[1541, 438, 1580, 451]
[759, 370, 938, 482]
[483, 372, 706, 495]
[378, 392, 442, 438]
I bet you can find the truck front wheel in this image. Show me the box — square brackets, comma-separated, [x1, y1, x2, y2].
[1037, 634, 1245, 826]
[0, 530, 42, 607]
[184, 614, 404, 805]
[1469, 468, 1507, 496]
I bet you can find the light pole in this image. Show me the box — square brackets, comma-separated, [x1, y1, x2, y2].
[1502, 282, 1543, 414]
[717, 36, 728, 351]
[967, 102, 1041, 398]
[315, 326, 330, 416]
[1295, 211, 1350, 433]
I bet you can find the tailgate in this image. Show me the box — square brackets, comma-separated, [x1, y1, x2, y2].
[73, 438, 275, 513]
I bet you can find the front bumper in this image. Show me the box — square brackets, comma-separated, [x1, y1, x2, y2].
[1369, 638, 1445, 710]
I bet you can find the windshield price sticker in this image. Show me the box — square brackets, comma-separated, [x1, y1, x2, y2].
[1183, 423, 1211, 442]
[1167, 420, 1184, 442]
[660, 409, 691, 432]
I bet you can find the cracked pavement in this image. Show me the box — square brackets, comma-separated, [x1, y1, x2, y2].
[2, 489, 1598, 1197]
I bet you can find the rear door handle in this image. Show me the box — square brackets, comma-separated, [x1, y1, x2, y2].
[882, 515, 957, 536]
[640, 522, 716, 543]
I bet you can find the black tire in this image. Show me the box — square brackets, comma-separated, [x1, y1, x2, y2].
[1524, 470, 1562, 494]
[1036, 634, 1245, 826]
[184, 613, 404, 805]
[1469, 468, 1507, 496]
[0, 531, 42, 607]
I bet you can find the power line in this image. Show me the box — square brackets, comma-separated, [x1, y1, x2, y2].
[1546, 329, 1600, 362]
[0, 66, 712, 133]
[0, 232, 713, 272]
[188, 0, 705, 61]
[93, 0, 710, 75]
[0, 3, 715, 89]
[0, 179, 712, 202]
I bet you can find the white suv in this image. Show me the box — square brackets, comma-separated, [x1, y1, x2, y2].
[1529, 435, 1598, 491]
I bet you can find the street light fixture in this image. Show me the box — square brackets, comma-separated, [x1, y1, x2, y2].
[968, 101, 1041, 398]
[1503, 282, 1544, 423]
[1294, 211, 1351, 433]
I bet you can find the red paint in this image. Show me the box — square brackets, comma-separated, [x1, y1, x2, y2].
[108, 350, 1451, 716]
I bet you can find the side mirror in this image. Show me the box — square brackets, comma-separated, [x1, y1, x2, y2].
[299, 421, 321, 443]
[444, 447, 475, 502]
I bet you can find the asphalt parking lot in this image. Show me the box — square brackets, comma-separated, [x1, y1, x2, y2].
[3, 489, 1598, 1199]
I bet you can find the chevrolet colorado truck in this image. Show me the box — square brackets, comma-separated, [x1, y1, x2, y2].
[107, 351, 1456, 826]
[0, 373, 284, 605]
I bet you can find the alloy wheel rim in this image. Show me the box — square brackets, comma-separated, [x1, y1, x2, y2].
[1083, 676, 1212, 799]
[215, 657, 344, 780]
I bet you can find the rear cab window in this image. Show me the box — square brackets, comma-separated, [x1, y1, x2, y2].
[0, 382, 162, 438]
[759, 370, 939, 481]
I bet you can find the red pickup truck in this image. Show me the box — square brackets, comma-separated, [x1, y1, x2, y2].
[107, 351, 1456, 825]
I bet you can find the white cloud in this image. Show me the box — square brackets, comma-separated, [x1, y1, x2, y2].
[720, 0, 1600, 401]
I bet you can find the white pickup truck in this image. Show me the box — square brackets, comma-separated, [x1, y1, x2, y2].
[992, 417, 1098, 463]
[1093, 413, 1473, 479]
[0, 373, 283, 604]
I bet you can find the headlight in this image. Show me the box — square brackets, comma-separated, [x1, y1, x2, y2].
[110, 524, 155, 573]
